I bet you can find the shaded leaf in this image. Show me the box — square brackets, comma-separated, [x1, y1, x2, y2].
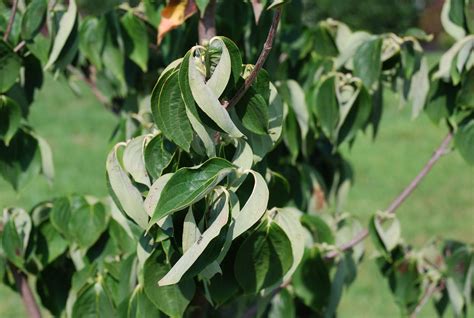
[0, 40, 21, 93]
[121, 12, 149, 72]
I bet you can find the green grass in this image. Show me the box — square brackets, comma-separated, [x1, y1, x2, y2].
[0, 77, 473, 317]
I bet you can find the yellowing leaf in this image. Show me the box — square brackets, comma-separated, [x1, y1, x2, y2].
[157, 0, 197, 44]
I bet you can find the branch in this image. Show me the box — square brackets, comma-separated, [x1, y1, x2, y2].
[66, 65, 110, 107]
[226, 7, 282, 109]
[198, 0, 216, 44]
[10, 264, 42, 318]
[3, 0, 19, 41]
[410, 281, 439, 318]
[325, 132, 454, 259]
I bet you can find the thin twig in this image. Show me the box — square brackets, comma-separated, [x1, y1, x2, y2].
[66, 65, 110, 106]
[10, 264, 42, 318]
[325, 132, 454, 259]
[198, 0, 216, 44]
[3, 0, 19, 41]
[226, 8, 282, 109]
[410, 281, 438, 318]
[14, 40, 26, 52]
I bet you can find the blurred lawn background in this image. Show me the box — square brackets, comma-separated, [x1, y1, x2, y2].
[1, 63, 472, 316]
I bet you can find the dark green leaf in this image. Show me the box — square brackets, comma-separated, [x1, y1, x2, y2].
[149, 158, 234, 225]
[21, 0, 47, 40]
[124, 286, 162, 318]
[151, 70, 194, 151]
[143, 247, 195, 317]
[2, 217, 25, 269]
[0, 40, 21, 93]
[79, 16, 106, 69]
[121, 12, 149, 72]
[315, 75, 338, 138]
[234, 219, 293, 294]
[76, 0, 122, 15]
[68, 202, 109, 249]
[35, 222, 68, 266]
[292, 247, 331, 312]
[0, 129, 41, 190]
[0, 95, 21, 145]
[457, 69, 474, 110]
[72, 281, 116, 318]
[455, 120, 474, 165]
[236, 90, 269, 135]
[144, 134, 176, 180]
[219, 37, 243, 85]
[300, 214, 335, 244]
[353, 37, 382, 90]
[36, 257, 74, 316]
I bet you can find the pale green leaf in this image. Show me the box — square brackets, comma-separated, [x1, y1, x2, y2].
[44, 0, 77, 70]
[188, 47, 243, 138]
[159, 190, 230, 286]
[123, 135, 150, 187]
[353, 37, 382, 90]
[106, 143, 148, 229]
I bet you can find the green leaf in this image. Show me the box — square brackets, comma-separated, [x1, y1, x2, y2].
[0, 129, 41, 190]
[151, 70, 194, 152]
[300, 214, 335, 244]
[36, 257, 74, 316]
[144, 173, 174, 232]
[188, 47, 243, 138]
[44, 0, 77, 70]
[21, 0, 47, 40]
[441, 0, 467, 40]
[79, 17, 106, 69]
[284, 80, 310, 145]
[123, 285, 161, 318]
[315, 75, 339, 138]
[144, 134, 176, 180]
[372, 212, 401, 253]
[2, 208, 31, 269]
[455, 120, 474, 165]
[236, 90, 269, 135]
[50, 197, 72, 239]
[179, 50, 216, 157]
[218, 37, 243, 85]
[76, 0, 122, 15]
[196, 0, 210, 17]
[268, 288, 295, 318]
[457, 69, 474, 110]
[121, 12, 149, 72]
[292, 247, 331, 312]
[272, 208, 305, 282]
[0, 40, 21, 93]
[143, 247, 195, 317]
[267, 0, 288, 10]
[234, 219, 293, 294]
[159, 190, 230, 286]
[35, 222, 68, 266]
[229, 171, 269, 240]
[123, 135, 150, 187]
[107, 143, 149, 229]
[353, 37, 382, 90]
[35, 134, 54, 184]
[149, 158, 234, 226]
[72, 281, 116, 318]
[68, 201, 109, 249]
[0, 95, 21, 145]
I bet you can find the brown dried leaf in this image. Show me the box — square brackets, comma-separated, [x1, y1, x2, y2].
[157, 0, 197, 44]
